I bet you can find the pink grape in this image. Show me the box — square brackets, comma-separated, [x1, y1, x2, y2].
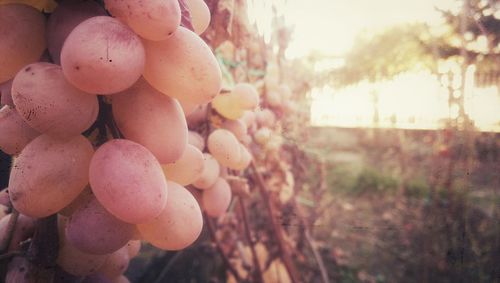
[46, 0, 107, 64]
[137, 181, 202, 250]
[112, 78, 187, 163]
[61, 16, 145, 95]
[0, 4, 46, 83]
[0, 106, 39, 155]
[125, 240, 141, 258]
[143, 26, 222, 104]
[207, 129, 241, 168]
[192, 153, 220, 190]
[187, 131, 205, 151]
[89, 139, 168, 224]
[9, 135, 94, 218]
[222, 119, 248, 142]
[66, 197, 135, 255]
[162, 144, 204, 186]
[97, 246, 130, 279]
[185, 0, 211, 35]
[57, 216, 109, 276]
[202, 177, 232, 217]
[105, 0, 181, 41]
[232, 83, 259, 109]
[11, 62, 98, 138]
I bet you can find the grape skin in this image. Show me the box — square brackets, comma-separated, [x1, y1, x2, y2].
[143, 26, 222, 104]
[137, 181, 203, 251]
[61, 16, 145, 95]
[9, 135, 94, 218]
[11, 62, 98, 138]
[0, 4, 46, 84]
[112, 78, 187, 164]
[89, 139, 168, 224]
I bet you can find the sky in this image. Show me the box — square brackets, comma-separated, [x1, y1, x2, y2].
[281, 0, 458, 58]
[247, 0, 500, 131]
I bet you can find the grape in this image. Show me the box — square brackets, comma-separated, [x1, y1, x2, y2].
[143, 26, 222, 104]
[112, 78, 187, 163]
[232, 143, 252, 170]
[241, 110, 256, 127]
[222, 119, 247, 142]
[192, 153, 220, 190]
[11, 62, 99, 138]
[202, 177, 232, 217]
[97, 246, 129, 279]
[0, 79, 13, 106]
[187, 130, 205, 151]
[57, 216, 109, 276]
[256, 109, 276, 128]
[207, 129, 241, 168]
[125, 240, 141, 258]
[66, 197, 135, 255]
[178, 97, 199, 116]
[89, 139, 168, 224]
[58, 236, 109, 276]
[0, 4, 46, 83]
[185, 0, 211, 35]
[254, 127, 272, 145]
[0, 106, 39, 155]
[232, 83, 259, 109]
[162, 144, 204, 186]
[211, 93, 244, 120]
[59, 186, 94, 217]
[46, 0, 107, 64]
[105, 0, 181, 41]
[0, 213, 35, 251]
[6, 256, 37, 282]
[60, 16, 145, 95]
[9, 135, 94, 218]
[137, 181, 202, 250]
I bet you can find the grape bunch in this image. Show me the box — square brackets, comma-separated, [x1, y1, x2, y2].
[0, 0, 261, 281]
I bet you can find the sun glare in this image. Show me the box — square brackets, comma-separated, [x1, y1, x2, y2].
[247, 0, 499, 132]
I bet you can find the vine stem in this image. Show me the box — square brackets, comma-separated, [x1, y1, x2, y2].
[238, 198, 265, 282]
[249, 160, 301, 283]
[204, 214, 242, 282]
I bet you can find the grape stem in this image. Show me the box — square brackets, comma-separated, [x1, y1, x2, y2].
[238, 198, 265, 282]
[249, 160, 301, 283]
[0, 208, 19, 254]
[204, 214, 243, 282]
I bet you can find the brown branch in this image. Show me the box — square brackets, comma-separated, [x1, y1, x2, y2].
[292, 199, 330, 283]
[205, 214, 242, 282]
[0, 209, 19, 253]
[238, 198, 265, 282]
[250, 160, 301, 283]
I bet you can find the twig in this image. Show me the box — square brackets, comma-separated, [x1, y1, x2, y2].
[100, 97, 123, 139]
[205, 214, 242, 282]
[250, 160, 301, 283]
[0, 209, 19, 253]
[238, 198, 265, 282]
[153, 251, 184, 283]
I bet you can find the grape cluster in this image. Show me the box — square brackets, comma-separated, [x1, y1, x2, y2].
[0, 0, 260, 281]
